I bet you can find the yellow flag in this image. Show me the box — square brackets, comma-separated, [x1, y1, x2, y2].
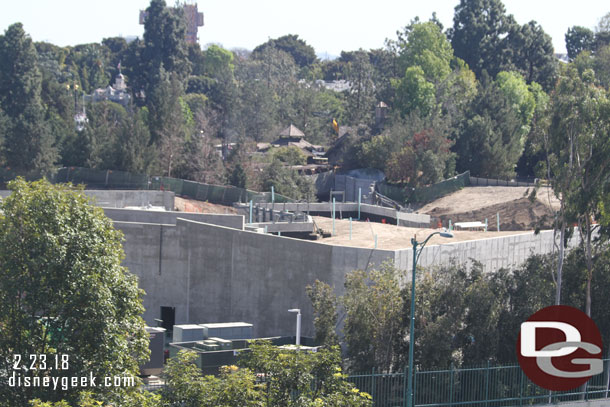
[332, 118, 339, 133]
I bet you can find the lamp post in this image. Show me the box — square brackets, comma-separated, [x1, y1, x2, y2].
[288, 308, 301, 346]
[406, 230, 453, 407]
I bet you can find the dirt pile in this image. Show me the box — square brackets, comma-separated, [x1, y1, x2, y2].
[419, 187, 559, 231]
[174, 197, 238, 214]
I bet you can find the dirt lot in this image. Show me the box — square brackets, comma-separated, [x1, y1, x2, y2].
[174, 197, 238, 214]
[312, 216, 528, 250]
[418, 186, 560, 231]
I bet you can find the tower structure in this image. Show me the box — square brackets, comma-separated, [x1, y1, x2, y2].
[139, 2, 204, 45]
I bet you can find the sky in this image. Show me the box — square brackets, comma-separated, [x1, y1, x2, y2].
[0, 0, 608, 58]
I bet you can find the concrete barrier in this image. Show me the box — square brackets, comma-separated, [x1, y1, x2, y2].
[115, 215, 575, 338]
[0, 189, 175, 210]
[103, 208, 244, 230]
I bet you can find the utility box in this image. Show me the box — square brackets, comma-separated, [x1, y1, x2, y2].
[173, 324, 205, 343]
[208, 337, 232, 350]
[140, 326, 166, 376]
[199, 322, 253, 340]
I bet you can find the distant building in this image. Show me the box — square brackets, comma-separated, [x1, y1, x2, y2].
[139, 2, 204, 45]
[85, 69, 131, 108]
[270, 125, 324, 157]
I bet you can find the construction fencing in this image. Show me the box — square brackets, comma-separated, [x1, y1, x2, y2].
[377, 171, 471, 205]
[349, 360, 610, 407]
[48, 167, 293, 205]
[469, 176, 537, 187]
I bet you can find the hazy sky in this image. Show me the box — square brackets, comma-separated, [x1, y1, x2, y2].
[0, 1, 608, 57]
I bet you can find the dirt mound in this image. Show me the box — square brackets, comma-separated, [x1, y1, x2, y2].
[420, 187, 558, 231]
[174, 197, 238, 214]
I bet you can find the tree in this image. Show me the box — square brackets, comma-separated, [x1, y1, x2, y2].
[253, 34, 317, 68]
[0, 23, 57, 176]
[508, 21, 557, 91]
[395, 21, 453, 85]
[454, 73, 524, 178]
[344, 50, 376, 126]
[449, 0, 517, 78]
[343, 262, 403, 372]
[0, 179, 149, 406]
[306, 280, 339, 347]
[240, 341, 372, 406]
[546, 65, 610, 314]
[271, 146, 307, 165]
[565, 26, 596, 60]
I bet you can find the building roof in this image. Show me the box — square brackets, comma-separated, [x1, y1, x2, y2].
[279, 124, 305, 139]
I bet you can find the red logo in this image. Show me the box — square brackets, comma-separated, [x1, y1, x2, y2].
[516, 305, 603, 391]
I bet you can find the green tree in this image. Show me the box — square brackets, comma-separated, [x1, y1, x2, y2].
[253, 34, 317, 68]
[0, 23, 57, 176]
[228, 163, 247, 188]
[271, 146, 307, 165]
[343, 50, 376, 126]
[508, 21, 557, 91]
[565, 26, 596, 60]
[546, 65, 610, 313]
[343, 262, 403, 372]
[0, 179, 149, 406]
[449, 0, 517, 78]
[262, 159, 314, 201]
[454, 73, 523, 178]
[306, 280, 339, 347]
[240, 341, 372, 406]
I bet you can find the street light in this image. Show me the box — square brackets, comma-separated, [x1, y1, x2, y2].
[288, 308, 301, 346]
[407, 230, 453, 407]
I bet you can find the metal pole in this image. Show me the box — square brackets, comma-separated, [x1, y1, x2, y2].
[407, 238, 418, 407]
[333, 197, 335, 236]
[449, 219, 452, 231]
[271, 186, 275, 204]
[374, 234, 378, 249]
[349, 217, 352, 240]
[296, 311, 301, 346]
[485, 218, 488, 232]
[496, 212, 500, 232]
[358, 187, 362, 220]
[249, 200, 253, 224]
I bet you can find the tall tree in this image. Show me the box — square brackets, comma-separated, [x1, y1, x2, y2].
[508, 21, 557, 91]
[0, 23, 56, 176]
[454, 73, 523, 178]
[252, 34, 317, 68]
[565, 26, 596, 60]
[0, 179, 149, 405]
[546, 65, 610, 313]
[449, 0, 517, 78]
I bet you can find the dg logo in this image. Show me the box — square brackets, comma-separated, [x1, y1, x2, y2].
[517, 305, 603, 391]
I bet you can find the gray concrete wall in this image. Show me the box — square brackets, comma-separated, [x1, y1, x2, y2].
[114, 215, 574, 339]
[0, 189, 175, 210]
[394, 230, 579, 275]
[116, 218, 394, 338]
[104, 208, 244, 230]
[251, 202, 430, 227]
[85, 190, 175, 210]
[542, 400, 610, 407]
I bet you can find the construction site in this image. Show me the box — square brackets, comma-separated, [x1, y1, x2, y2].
[0, 175, 569, 340]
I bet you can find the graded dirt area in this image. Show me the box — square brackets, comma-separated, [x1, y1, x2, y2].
[174, 196, 238, 214]
[418, 186, 560, 231]
[312, 216, 528, 250]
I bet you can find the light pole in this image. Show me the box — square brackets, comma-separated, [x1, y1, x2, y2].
[288, 308, 301, 346]
[406, 230, 453, 407]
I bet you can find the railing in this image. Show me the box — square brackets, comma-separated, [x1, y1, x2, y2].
[140, 360, 610, 407]
[347, 360, 610, 407]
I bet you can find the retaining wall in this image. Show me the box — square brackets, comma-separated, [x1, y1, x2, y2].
[0, 189, 175, 210]
[115, 214, 575, 338]
[103, 208, 244, 230]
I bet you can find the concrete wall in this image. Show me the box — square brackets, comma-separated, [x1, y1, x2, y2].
[394, 230, 579, 275]
[251, 202, 430, 227]
[0, 189, 175, 210]
[543, 400, 610, 407]
[103, 208, 244, 230]
[115, 214, 576, 338]
[85, 190, 175, 210]
[115, 218, 394, 338]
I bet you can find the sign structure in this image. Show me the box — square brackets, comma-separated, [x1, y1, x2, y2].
[517, 305, 603, 391]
